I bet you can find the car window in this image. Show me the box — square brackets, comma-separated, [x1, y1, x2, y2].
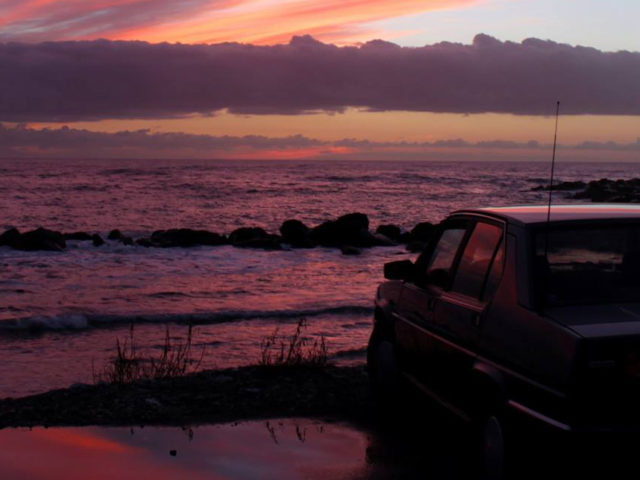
[535, 223, 640, 305]
[425, 227, 467, 288]
[451, 222, 503, 299]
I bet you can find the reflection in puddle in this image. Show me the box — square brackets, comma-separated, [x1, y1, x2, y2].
[0, 419, 370, 480]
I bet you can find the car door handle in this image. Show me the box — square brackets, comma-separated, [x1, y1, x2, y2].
[427, 298, 437, 311]
[472, 313, 482, 327]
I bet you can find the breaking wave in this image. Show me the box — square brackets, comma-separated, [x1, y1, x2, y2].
[0, 305, 373, 333]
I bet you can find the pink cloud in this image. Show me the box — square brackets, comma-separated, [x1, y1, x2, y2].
[0, 0, 474, 44]
[0, 0, 240, 43]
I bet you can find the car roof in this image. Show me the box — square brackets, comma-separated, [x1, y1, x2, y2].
[451, 204, 640, 227]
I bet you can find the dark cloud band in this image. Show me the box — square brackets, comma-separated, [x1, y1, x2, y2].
[1, 34, 639, 121]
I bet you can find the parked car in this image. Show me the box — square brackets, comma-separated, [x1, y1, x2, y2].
[368, 204, 640, 478]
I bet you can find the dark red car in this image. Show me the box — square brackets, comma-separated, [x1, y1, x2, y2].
[368, 205, 640, 478]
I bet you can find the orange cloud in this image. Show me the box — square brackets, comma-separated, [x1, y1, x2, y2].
[1, 0, 478, 44]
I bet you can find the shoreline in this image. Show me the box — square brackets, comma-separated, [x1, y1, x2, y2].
[0, 364, 372, 429]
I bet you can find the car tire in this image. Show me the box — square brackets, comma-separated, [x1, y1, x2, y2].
[367, 330, 399, 405]
[480, 413, 507, 480]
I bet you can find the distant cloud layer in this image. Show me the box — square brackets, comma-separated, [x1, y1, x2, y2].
[2, 123, 638, 162]
[1, 34, 639, 122]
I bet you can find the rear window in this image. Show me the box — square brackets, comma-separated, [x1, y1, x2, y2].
[535, 223, 640, 305]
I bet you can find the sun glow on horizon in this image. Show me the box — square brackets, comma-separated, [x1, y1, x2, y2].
[25, 111, 640, 146]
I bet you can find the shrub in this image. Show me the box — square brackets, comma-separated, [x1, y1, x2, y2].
[259, 318, 328, 368]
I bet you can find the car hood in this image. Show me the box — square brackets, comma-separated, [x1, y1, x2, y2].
[547, 304, 640, 338]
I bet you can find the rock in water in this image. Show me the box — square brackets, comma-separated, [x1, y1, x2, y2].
[63, 232, 93, 241]
[135, 238, 152, 247]
[280, 219, 314, 248]
[531, 180, 587, 192]
[13, 228, 66, 251]
[229, 227, 282, 250]
[107, 229, 124, 240]
[0, 228, 20, 247]
[150, 229, 227, 248]
[572, 178, 640, 203]
[311, 212, 376, 247]
[406, 241, 428, 253]
[375, 224, 402, 242]
[370, 233, 396, 246]
[92, 234, 105, 247]
[407, 222, 435, 243]
[229, 227, 268, 244]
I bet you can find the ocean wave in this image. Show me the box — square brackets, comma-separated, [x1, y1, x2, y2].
[0, 314, 91, 332]
[0, 305, 373, 333]
[304, 175, 378, 183]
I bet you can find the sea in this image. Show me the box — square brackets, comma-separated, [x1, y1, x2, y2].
[1, 158, 638, 398]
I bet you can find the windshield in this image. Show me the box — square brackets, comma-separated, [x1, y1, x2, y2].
[534, 222, 640, 306]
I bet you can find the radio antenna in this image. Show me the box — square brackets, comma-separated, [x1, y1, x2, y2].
[544, 100, 561, 257]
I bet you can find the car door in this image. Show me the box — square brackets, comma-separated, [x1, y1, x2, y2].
[394, 219, 471, 390]
[431, 220, 505, 409]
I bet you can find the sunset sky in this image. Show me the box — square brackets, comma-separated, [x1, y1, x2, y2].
[1, 0, 639, 161]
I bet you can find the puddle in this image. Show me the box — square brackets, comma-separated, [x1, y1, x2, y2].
[3, 414, 624, 479]
[0, 419, 371, 480]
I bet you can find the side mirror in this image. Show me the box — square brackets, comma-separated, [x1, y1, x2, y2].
[426, 268, 450, 289]
[384, 260, 416, 281]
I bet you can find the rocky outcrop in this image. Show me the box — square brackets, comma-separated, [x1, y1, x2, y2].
[0, 213, 443, 253]
[92, 234, 105, 247]
[403, 222, 435, 253]
[310, 212, 379, 248]
[107, 229, 134, 245]
[150, 229, 227, 248]
[108, 229, 124, 240]
[531, 178, 640, 203]
[135, 238, 152, 247]
[64, 232, 93, 241]
[229, 227, 282, 250]
[407, 222, 435, 243]
[531, 180, 587, 191]
[10, 228, 66, 251]
[279, 220, 313, 248]
[572, 178, 640, 203]
[0, 228, 20, 247]
[375, 224, 402, 243]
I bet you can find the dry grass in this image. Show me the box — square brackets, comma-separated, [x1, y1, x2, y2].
[259, 318, 328, 368]
[95, 317, 327, 385]
[94, 323, 204, 384]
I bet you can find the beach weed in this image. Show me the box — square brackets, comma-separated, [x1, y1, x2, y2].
[94, 323, 204, 384]
[259, 318, 328, 368]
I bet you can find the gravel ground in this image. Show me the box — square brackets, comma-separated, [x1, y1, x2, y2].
[0, 364, 372, 429]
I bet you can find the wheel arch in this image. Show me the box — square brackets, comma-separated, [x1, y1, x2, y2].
[373, 306, 395, 341]
[469, 361, 507, 415]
